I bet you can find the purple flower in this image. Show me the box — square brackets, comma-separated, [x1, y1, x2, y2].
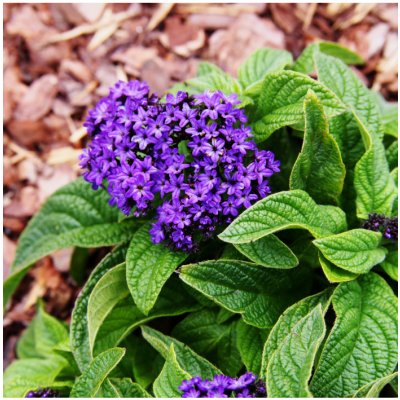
[25, 388, 59, 398]
[362, 213, 398, 242]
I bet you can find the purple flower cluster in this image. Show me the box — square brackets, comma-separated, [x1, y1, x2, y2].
[25, 388, 59, 398]
[80, 80, 280, 251]
[179, 372, 266, 398]
[362, 213, 398, 241]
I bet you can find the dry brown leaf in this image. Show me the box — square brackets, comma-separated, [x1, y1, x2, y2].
[335, 3, 376, 30]
[365, 23, 389, 59]
[60, 59, 92, 82]
[146, 3, 174, 32]
[186, 13, 235, 29]
[325, 3, 354, 17]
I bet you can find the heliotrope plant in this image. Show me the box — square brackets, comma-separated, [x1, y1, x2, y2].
[4, 42, 398, 399]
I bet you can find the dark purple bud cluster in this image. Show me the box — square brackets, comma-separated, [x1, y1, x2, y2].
[80, 80, 280, 251]
[179, 372, 266, 398]
[25, 388, 59, 398]
[362, 213, 398, 241]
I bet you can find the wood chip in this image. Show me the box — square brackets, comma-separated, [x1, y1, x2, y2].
[146, 3, 174, 32]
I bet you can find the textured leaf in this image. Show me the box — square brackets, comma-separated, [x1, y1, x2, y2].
[141, 326, 221, 379]
[172, 309, 242, 376]
[313, 229, 387, 274]
[290, 91, 345, 203]
[238, 48, 293, 94]
[197, 61, 226, 76]
[87, 263, 129, 353]
[126, 224, 188, 315]
[5, 178, 135, 307]
[186, 72, 241, 94]
[70, 348, 126, 398]
[236, 319, 269, 375]
[354, 140, 397, 218]
[381, 247, 398, 281]
[71, 245, 128, 371]
[180, 260, 311, 329]
[153, 345, 191, 398]
[319, 252, 359, 283]
[103, 378, 151, 398]
[373, 91, 398, 137]
[261, 289, 332, 378]
[253, 70, 346, 141]
[234, 234, 298, 269]
[267, 305, 326, 397]
[219, 190, 347, 244]
[310, 273, 398, 397]
[385, 141, 398, 170]
[352, 372, 398, 398]
[94, 278, 200, 355]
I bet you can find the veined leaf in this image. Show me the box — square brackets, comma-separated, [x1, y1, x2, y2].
[99, 378, 151, 398]
[236, 319, 270, 376]
[70, 348, 126, 398]
[219, 190, 347, 244]
[87, 263, 129, 353]
[261, 289, 332, 378]
[385, 141, 398, 170]
[186, 72, 241, 94]
[238, 48, 293, 95]
[141, 326, 221, 379]
[94, 278, 200, 355]
[126, 223, 188, 315]
[373, 91, 398, 137]
[5, 178, 136, 308]
[310, 273, 398, 397]
[313, 229, 387, 274]
[352, 372, 398, 398]
[153, 345, 191, 398]
[197, 61, 226, 77]
[180, 260, 311, 329]
[234, 234, 298, 269]
[381, 247, 398, 281]
[71, 245, 128, 371]
[267, 305, 326, 397]
[318, 252, 359, 283]
[290, 90, 346, 204]
[253, 70, 346, 141]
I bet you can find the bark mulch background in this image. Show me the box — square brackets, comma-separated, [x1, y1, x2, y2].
[3, 3, 398, 369]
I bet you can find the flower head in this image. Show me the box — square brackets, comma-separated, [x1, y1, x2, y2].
[25, 388, 59, 398]
[362, 213, 398, 242]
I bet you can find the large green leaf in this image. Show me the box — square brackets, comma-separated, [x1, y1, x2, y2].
[373, 91, 398, 137]
[4, 178, 135, 308]
[93, 278, 200, 355]
[267, 305, 326, 397]
[310, 273, 398, 397]
[234, 234, 298, 269]
[381, 247, 398, 281]
[236, 319, 269, 375]
[318, 252, 359, 283]
[313, 229, 387, 274]
[385, 141, 398, 170]
[141, 326, 221, 379]
[290, 91, 345, 204]
[172, 309, 242, 376]
[352, 372, 398, 398]
[238, 48, 293, 95]
[70, 348, 126, 398]
[219, 190, 347, 244]
[87, 263, 129, 353]
[70, 245, 128, 371]
[153, 345, 191, 398]
[180, 260, 311, 329]
[261, 289, 332, 378]
[126, 223, 188, 315]
[252, 70, 346, 141]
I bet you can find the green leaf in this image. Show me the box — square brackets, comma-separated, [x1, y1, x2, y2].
[70, 348, 126, 398]
[234, 234, 298, 269]
[252, 70, 346, 141]
[197, 61, 226, 76]
[310, 273, 398, 397]
[236, 319, 269, 375]
[385, 141, 398, 170]
[381, 247, 398, 281]
[186, 72, 241, 95]
[71, 245, 128, 371]
[319, 252, 359, 283]
[238, 48, 293, 94]
[88, 263, 129, 353]
[261, 289, 332, 378]
[101, 378, 152, 398]
[172, 309, 242, 376]
[290, 91, 345, 204]
[354, 140, 397, 218]
[180, 259, 311, 329]
[219, 190, 347, 244]
[373, 91, 398, 137]
[126, 223, 188, 315]
[352, 372, 398, 398]
[5, 178, 136, 308]
[93, 278, 200, 355]
[141, 326, 221, 379]
[267, 305, 326, 397]
[4, 357, 67, 398]
[314, 51, 382, 143]
[153, 345, 191, 398]
[313, 229, 387, 274]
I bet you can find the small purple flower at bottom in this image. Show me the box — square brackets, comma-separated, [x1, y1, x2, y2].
[25, 388, 59, 398]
